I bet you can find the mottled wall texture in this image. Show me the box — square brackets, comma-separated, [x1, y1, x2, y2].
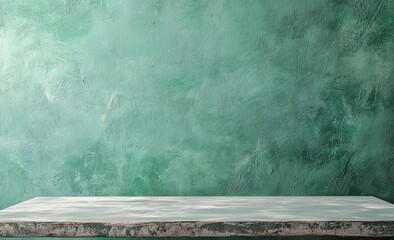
[0, 0, 394, 239]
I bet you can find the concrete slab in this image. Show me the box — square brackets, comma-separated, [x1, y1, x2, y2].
[0, 196, 393, 237]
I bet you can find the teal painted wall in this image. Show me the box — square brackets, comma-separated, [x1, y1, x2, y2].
[0, 0, 393, 239]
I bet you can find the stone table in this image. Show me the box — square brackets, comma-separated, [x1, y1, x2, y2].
[0, 196, 393, 237]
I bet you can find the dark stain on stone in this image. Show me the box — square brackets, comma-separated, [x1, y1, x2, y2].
[123, 224, 143, 237]
[321, 221, 343, 231]
[125, 228, 132, 236]
[309, 222, 320, 229]
[10, 222, 33, 236]
[201, 222, 248, 234]
[157, 223, 167, 233]
[200, 221, 293, 235]
[248, 222, 290, 235]
[82, 223, 112, 237]
[363, 221, 394, 236]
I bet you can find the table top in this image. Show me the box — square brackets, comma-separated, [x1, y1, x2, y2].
[0, 196, 393, 237]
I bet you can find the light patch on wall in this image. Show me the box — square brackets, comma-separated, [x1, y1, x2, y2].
[107, 90, 119, 110]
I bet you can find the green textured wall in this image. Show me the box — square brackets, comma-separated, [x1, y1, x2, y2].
[0, 0, 393, 239]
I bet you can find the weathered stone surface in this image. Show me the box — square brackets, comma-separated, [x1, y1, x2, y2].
[0, 196, 393, 237]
